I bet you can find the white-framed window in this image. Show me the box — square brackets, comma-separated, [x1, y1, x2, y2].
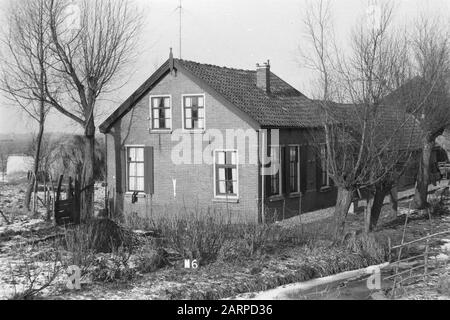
[127, 146, 145, 192]
[320, 144, 331, 187]
[182, 94, 205, 131]
[214, 150, 238, 198]
[150, 95, 172, 131]
[268, 146, 282, 197]
[288, 145, 300, 194]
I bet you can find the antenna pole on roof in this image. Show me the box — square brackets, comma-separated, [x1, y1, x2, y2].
[177, 0, 182, 59]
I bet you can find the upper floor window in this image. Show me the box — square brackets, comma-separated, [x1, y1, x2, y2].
[150, 96, 171, 131]
[183, 95, 205, 130]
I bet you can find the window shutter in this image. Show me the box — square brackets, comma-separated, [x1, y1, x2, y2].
[306, 146, 317, 191]
[300, 145, 307, 193]
[118, 148, 127, 194]
[264, 172, 271, 198]
[316, 151, 323, 191]
[144, 146, 154, 195]
[283, 147, 290, 194]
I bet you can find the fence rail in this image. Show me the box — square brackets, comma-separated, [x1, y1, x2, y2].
[388, 207, 450, 298]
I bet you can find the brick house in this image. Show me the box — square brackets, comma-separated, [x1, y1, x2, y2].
[99, 51, 337, 223]
[99, 51, 441, 223]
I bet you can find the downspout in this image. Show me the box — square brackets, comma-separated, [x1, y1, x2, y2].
[104, 133, 109, 217]
[261, 130, 265, 223]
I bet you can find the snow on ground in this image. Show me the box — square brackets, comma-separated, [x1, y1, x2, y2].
[1, 180, 450, 300]
[0, 181, 107, 300]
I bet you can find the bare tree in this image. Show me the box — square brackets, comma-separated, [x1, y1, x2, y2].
[302, 1, 417, 237]
[39, 0, 143, 221]
[0, 0, 54, 213]
[408, 16, 450, 209]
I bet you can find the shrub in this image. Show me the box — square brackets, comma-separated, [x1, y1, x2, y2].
[226, 223, 283, 257]
[89, 219, 136, 253]
[149, 212, 329, 266]
[152, 211, 230, 265]
[65, 219, 135, 253]
[343, 232, 388, 263]
[63, 223, 97, 274]
[133, 244, 165, 274]
[91, 246, 135, 283]
[62, 219, 137, 277]
[124, 212, 154, 231]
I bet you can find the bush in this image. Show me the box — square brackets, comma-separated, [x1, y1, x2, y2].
[146, 212, 328, 266]
[224, 224, 287, 258]
[64, 219, 135, 253]
[62, 219, 137, 277]
[88, 219, 135, 253]
[133, 244, 165, 274]
[343, 232, 388, 263]
[91, 247, 135, 283]
[236, 224, 275, 256]
[124, 212, 154, 231]
[62, 220, 142, 284]
[154, 212, 229, 265]
[63, 223, 97, 274]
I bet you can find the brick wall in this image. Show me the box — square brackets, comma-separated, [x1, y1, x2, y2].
[106, 69, 260, 223]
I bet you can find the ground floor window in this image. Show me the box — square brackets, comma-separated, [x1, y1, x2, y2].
[215, 150, 238, 198]
[127, 146, 145, 192]
[289, 146, 300, 193]
[268, 146, 282, 196]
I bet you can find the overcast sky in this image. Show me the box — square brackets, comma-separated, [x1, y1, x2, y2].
[0, 0, 449, 135]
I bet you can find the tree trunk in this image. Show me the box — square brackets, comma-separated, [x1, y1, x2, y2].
[390, 186, 398, 217]
[25, 120, 45, 213]
[333, 186, 354, 240]
[24, 176, 35, 212]
[414, 139, 433, 209]
[80, 118, 96, 222]
[365, 182, 391, 233]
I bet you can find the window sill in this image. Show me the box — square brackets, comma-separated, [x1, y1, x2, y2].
[213, 197, 239, 204]
[319, 186, 333, 193]
[182, 129, 206, 134]
[125, 192, 147, 198]
[268, 195, 284, 202]
[149, 129, 172, 134]
[288, 193, 301, 199]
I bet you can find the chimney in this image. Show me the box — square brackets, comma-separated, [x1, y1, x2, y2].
[169, 48, 174, 74]
[256, 60, 271, 93]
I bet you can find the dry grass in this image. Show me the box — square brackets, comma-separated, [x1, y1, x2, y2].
[436, 273, 450, 297]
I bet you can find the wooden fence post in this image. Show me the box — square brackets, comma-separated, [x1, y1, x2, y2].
[424, 235, 430, 281]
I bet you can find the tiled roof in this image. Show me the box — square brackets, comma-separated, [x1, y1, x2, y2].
[333, 102, 422, 150]
[175, 59, 323, 128]
[99, 57, 421, 151]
